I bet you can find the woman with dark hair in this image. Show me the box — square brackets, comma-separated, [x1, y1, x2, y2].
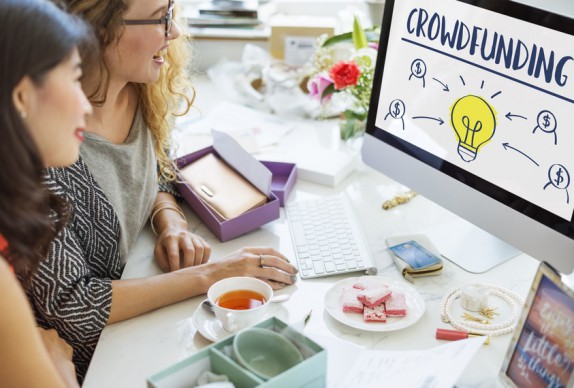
[23, 0, 298, 381]
[0, 0, 92, 386]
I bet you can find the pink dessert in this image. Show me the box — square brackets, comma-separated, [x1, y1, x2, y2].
[385, 292, 407, 317]
[357, 285, 392, 308]
[341, 286, 364, 314]
[353, 276, 382, 290]
[364, 305, 387, 322]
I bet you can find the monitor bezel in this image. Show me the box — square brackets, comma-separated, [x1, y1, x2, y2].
[365, 0, 574, 246]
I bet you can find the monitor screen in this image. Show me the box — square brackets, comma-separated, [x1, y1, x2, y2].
[362, 0, 574, 274]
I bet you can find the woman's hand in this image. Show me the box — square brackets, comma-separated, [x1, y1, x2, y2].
[155, 225, 211, 272]
[151, 193, 211, 272]
[213, 247, 298, 290]
[37, 328, 78, 387]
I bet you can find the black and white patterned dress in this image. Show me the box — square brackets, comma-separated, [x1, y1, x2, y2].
[23, 111, 177, 382]
[27, 158, 120, 381]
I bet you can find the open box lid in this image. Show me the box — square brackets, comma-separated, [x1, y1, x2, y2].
[212, 130, 272, 196]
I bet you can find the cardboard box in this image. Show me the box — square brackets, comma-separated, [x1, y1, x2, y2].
[269, 15, 336, 62]
[290, 147, 357, 187]
[147, 317, 327, 388]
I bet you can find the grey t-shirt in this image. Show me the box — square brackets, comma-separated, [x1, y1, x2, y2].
[80, 109, 157, 264]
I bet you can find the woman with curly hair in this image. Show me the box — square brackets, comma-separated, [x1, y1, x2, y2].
[0, 0, 93, 385]
[24, 0, 298, 381]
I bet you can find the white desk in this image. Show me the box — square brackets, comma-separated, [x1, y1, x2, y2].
[82, 77, 541, 388]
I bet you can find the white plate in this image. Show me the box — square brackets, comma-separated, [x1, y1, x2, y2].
[192, 300, 290, 342]
[325, 276, 426, 332]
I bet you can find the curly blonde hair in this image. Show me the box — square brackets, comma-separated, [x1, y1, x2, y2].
[55, 0, 194, 182]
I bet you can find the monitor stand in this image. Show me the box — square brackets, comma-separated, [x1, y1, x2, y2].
[424, 219, 520, 274]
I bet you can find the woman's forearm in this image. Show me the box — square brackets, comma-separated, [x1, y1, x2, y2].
[108, 265, 211, 323]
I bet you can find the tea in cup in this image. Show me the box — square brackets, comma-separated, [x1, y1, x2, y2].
[207, 277, 273, 332]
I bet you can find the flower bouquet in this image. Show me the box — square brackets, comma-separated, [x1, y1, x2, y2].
[306, 17, 380, 140]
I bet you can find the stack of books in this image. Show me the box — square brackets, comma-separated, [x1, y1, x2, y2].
[186, 0, 277, 27]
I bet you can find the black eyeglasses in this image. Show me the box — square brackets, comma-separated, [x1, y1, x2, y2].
[123, 0, 174, 37]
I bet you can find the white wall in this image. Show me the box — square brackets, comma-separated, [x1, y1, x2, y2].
[512, 0, 574, 17]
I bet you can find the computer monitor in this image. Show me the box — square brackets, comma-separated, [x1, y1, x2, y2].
[362, 0, 574, 274]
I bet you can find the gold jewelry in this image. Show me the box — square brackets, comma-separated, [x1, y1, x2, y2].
[151, 200, 179, 212]
[479, 307, 499, 319]
[150, 204, 186, 235]
[462, 312, 491, 325]
[440, 284, 523, 336]
[382, 190, 417, 210]
[259, 254, 264, 268]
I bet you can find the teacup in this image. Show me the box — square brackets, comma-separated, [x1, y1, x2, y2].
[207, 277, 273, 332]
[233, 327, 304, 380]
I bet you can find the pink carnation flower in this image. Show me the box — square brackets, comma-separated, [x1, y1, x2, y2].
[307, 72, 334, 102]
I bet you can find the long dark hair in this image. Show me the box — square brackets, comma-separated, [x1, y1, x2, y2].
[0, 0, 92, 275]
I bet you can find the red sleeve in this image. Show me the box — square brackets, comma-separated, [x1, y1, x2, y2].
[0, 235, 13, 273]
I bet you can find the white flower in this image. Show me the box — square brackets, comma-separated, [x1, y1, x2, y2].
[351, 47, 378, 70]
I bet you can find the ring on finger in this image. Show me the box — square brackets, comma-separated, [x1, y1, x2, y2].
[259, 254, 265, 268]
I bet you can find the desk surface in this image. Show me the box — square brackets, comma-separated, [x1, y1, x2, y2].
[83, 76, 543, 388]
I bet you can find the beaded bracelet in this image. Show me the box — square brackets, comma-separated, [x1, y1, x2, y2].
[150, 204, 187, 235]
[440, 284, 524, 336]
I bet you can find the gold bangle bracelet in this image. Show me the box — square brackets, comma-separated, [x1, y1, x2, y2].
[151, 200, 180, 213]
[149, 205, 187, 235]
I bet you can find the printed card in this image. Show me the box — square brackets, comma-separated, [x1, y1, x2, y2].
[388, 240, 443, 270]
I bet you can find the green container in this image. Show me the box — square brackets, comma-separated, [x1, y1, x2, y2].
[147, 317, 326, 388]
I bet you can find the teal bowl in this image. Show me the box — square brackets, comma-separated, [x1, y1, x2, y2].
[233, 328, 304, 380]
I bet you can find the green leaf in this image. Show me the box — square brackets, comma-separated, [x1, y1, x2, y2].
[343, 109, 368, 121]
[322, 28, 380, 48]
[352, 16, 367, 49]
[321, 83, 337, 99]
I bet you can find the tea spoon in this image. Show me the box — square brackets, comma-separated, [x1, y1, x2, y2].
[201, 294, 290, 314]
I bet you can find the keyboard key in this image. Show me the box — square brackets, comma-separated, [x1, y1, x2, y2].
[290, 222, 307, 246]
[325, 261, 336, 273]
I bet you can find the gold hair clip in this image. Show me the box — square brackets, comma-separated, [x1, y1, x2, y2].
[479, 307, 499, 319]
[382, 190, 417, 210]
[462, 312, 491, 325]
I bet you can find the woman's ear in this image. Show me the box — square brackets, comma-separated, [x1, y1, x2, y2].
[12, 76, 33, 118]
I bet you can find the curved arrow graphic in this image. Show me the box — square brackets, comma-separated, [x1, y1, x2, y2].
[505, 112, 528, 121]
[432, 78, 449, 92]
[502, 143, 539, 166]
[413, 116, 444, 125]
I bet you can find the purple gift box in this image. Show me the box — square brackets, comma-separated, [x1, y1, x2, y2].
[260, 160, 297, 207]
[176, 147, 296, 242]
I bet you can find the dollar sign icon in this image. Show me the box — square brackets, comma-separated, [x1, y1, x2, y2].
[545, 164, 570, 191]
[554, 168, 564, 186]
[536, 110, 557, 134]
[393, 102, 401, 117]
[415, 62, 421, 75]
[543, 114, 551, 128]
[388, 99, 405, 120]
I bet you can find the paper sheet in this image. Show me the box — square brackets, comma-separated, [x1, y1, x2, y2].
[335, 336, 486, 388]
[176, 101, 297, 153]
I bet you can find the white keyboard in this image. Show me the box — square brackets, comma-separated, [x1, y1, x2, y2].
[286, 193, 377, 279]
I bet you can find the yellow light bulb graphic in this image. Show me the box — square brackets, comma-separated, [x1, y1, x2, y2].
[450, 95, 497, 162]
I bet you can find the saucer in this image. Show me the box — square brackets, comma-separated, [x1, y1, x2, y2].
[192, 300, 290, 342]
[325, 276, 425, 332]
